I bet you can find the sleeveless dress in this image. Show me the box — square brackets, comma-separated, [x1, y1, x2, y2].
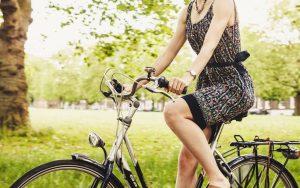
[181, 0, 255, 131]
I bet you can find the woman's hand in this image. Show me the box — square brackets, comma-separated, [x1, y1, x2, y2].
[168, 74, 194, 95]
[122, 79, 149, 95]
[122, 84, 133, 95]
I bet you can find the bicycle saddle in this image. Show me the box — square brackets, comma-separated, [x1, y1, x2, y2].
[233, 112, 248, 122]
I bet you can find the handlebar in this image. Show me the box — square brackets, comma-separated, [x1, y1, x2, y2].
[116, 76, 187, 98]
[102, 67, 188, 100]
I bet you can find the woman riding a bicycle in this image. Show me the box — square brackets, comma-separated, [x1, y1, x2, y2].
[132, 0, 255, 187]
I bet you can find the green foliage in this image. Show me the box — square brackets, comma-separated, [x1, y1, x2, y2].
[25, 52, 106, 104]
[271, 0, 300, 28]
[241, 0, 300, 101]
[36, 0, 193, 104]
[242, 29, 300, 101]
[48, 0, 180, 42]
[25, 56, 60, 101]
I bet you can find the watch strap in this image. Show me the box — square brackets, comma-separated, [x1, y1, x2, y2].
[186, 70, 196, 80]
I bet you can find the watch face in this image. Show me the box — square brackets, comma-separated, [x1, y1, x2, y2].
[190, 70, 196, 76]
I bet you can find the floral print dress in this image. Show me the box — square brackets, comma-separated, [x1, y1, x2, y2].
[181, 0, 255, 131]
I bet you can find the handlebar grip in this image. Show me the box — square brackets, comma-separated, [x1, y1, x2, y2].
[182, 87, 188, 95]
[112, 79, 124, 93]
[157, 76, 188, 95]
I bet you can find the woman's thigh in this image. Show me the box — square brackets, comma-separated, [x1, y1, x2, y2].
[164, 98, 194, 120]
[164, 98, 212, 139]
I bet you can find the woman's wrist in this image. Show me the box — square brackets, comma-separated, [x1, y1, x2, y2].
[182, 73, 195, 86]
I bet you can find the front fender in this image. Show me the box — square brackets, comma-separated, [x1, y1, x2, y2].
[71, 153, 103, 167]
[71, 153, 124, 187]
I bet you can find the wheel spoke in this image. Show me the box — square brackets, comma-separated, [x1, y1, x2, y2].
[264, 166, 270, 188]
[251, 165, 267, 188]
[91, 177, 101, 188]
[243, 165, 255, 187]
[256, 166, 266, 188]
[271, 169, 284, 188]
[238, 167, 242, 186]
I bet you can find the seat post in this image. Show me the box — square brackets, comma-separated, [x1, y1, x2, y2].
[210, 123, 225, 151]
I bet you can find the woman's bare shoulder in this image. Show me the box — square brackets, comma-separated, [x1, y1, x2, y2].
[212, 0, 234, 16]
[178, 5, 189, 24]
[178, 5, 188, 24]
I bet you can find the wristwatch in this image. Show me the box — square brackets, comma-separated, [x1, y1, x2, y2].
[186, 70, 197, 80]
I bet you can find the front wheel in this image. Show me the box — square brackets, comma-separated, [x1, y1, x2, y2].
[229, 155, 298, 188]
[11, 159, 123, 188]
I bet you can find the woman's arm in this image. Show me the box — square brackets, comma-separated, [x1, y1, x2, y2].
[152, 6, 188, 76]
[169, 0, 234, 94]
[136, 6, 188, 88]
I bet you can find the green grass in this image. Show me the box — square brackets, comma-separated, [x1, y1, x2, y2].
[0, 108, 299, 187]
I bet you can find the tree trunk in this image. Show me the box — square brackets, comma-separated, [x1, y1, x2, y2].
[0, 0, 32, 129]
[295, 92, 300, 116]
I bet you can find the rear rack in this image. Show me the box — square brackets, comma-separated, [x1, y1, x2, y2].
[223, 135, 300, 160]
[230, 135, 300, 147]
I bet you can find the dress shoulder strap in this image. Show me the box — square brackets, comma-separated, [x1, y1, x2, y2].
[186, 0, 194, 21]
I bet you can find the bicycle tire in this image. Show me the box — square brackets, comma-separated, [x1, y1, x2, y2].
[228, 155, 298, 188]
[11, 159, 124, 188]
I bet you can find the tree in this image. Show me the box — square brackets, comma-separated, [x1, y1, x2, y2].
[0, 0, 32, 129]
[272, 0, 300, 115]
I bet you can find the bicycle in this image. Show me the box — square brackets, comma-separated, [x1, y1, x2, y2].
[12, 67, 300, 188]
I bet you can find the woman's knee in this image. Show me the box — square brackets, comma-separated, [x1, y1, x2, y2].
[163, 102, 181, 124]
[164, 98, 191, 119]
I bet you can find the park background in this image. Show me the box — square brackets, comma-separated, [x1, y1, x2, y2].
[0, 0, 299, 187]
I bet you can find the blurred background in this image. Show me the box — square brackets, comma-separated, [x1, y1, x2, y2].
[0, 0, 299, 187]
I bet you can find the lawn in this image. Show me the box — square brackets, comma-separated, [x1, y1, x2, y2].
[0, 108, 299, 187]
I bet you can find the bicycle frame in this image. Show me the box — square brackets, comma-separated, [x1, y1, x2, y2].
[100, 96, 238, 188]
[98, 78, 241, 188]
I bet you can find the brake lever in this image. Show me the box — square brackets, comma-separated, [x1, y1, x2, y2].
[160, 91, 175, 102]
[142, 85, 175, 102]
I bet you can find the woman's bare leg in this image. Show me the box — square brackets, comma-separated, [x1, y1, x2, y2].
[176, 127, 212, 188]
[164, 98, 229, 187]
[176, 146, 198, 188]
